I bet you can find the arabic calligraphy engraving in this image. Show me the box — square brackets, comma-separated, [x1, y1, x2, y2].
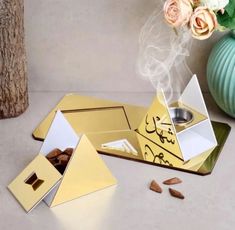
[145, 114, 175, 145]
[144, 144, 173, 166]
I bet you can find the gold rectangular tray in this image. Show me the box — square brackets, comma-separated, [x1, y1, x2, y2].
[33, 94, 230, 175]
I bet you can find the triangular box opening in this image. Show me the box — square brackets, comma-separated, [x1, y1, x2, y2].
[39, 110, 80, 206]
[39, 110, 116, 207]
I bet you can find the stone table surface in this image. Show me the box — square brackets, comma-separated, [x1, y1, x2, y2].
[0, 92, 234, 230]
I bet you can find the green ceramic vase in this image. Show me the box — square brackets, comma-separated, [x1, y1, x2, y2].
[207, 30, 235, 117]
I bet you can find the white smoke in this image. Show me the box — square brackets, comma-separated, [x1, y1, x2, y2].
[137, 2, 193, 103]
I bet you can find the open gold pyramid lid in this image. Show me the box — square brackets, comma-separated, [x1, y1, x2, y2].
[8, 154, 62, 213]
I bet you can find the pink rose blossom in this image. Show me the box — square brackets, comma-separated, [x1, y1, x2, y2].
[164, 0, 193, 27]
[190, 6, 218, 40]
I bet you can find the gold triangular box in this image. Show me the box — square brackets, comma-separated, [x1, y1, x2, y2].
[137, 90, 183, 160]
[49, 135, 117, 207]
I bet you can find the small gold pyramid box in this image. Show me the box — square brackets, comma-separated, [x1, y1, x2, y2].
[8, 111, 117, 213]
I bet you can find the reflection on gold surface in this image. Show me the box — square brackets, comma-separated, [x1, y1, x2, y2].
[86, 130, 144, 161]
[197, 122, 231, 175]
[101, 139, 138, 156]
[63, 107, 131, 134]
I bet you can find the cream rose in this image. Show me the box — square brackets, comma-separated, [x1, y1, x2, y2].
[164, 0, 193, 27]
[190, 7, 217, 40]
[200, 0, 229, 10]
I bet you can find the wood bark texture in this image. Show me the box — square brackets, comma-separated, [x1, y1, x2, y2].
[0, 0, 28, 119]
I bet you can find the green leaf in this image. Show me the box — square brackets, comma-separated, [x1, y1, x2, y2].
[217, 0, 235, 30]
[225, 0, 235, 17]
[217, 13, 235, 30]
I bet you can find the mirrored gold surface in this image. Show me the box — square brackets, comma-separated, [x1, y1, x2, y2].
[33, 94, 146, 140]
[63, 107, 130, 134]
[50, 135, 117, 207]
[32, 94, 230, 175]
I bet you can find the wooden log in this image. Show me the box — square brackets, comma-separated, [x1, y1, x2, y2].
[0, 0, 28, 119]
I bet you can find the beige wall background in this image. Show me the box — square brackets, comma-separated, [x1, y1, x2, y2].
[24, 0, 225, 93]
